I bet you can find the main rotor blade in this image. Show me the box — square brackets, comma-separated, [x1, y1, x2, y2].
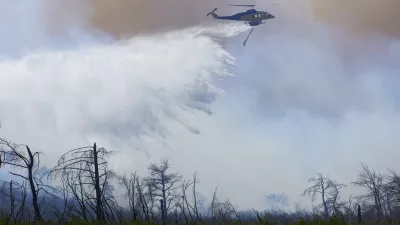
[228, 4, 255, 7]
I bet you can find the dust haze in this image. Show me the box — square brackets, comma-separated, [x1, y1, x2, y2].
[84, 0, 400, 64]
[87, 0, 233, 37]
[41, 0, 400, 41]
[85, 0, 400, 38]
[310, 0, 400, 37]
[305, 0, 400, 61]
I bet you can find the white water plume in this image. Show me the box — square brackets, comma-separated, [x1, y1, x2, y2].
[0, 23, 248, 165]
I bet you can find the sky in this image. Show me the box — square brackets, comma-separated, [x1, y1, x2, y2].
[0, 0, 400, 212]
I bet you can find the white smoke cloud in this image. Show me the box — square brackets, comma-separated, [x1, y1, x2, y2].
[199, 0, 400, 210]
[0, 0, 110, 59]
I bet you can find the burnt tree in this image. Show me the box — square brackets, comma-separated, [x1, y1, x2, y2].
[0, 138, 47, 222]
[0, 180, 28, 223]
[119, 172, 139, 220]
[49, 143, 115, 222]
[146, 158, 182, 223]
[302, 173, 346, 219]
[352, 163, 384, 222]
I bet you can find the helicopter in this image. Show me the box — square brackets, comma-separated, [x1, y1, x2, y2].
[207, 4, 275, 46]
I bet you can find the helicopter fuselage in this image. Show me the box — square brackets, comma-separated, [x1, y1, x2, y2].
[217, 9, 274, 22]
[206, 5, 275, 46]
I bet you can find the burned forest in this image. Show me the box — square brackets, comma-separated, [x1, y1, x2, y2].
[0, 133, 399, 225]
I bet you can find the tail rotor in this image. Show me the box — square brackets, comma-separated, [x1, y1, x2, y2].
[207, 8, 217, 16]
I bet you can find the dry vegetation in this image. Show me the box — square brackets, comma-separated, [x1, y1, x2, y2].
[0, 130, 400, 224]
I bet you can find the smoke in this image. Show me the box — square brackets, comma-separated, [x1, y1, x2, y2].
[308, 0, 400, 60]
[212, 0, 400, 209]
[87, 0, 235, 36]
[310, 0, 400, 37]
[84, 0, 400, 38]
[31, 0, 238, 38]
[0, 0, 110, 59]
[1, 0, 400, 212]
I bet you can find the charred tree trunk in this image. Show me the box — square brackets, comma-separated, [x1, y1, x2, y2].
[357, 204, 362, 224]
[161, 175, 168, 223]
[136, 180, 149, 221]
[321, 181, 329, 220]
[26, 146, 41, 222]
[160, 199, 166, 225]
[93, 143, 104, 221]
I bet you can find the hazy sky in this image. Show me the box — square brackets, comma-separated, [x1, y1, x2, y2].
[0, 0, 400, 212]
[311, 0, 400, 37]
[85, 0, 400, 37]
